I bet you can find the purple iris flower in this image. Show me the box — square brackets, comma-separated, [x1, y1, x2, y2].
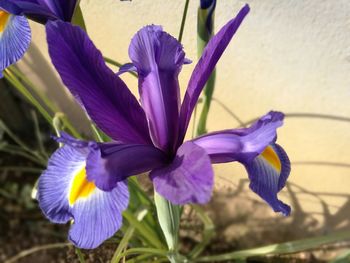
[38, 4, 291, 249]
[0, 0, 77, 76]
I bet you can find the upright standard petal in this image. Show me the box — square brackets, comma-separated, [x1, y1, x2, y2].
[150, 141, 214, 205]
[86, 142, 167, 191]
[38, 142, 129, 249]
[0, 0, 78, 22]
[245, 143, 291, 215]
[178, 4, 250, 145]
[46, 21, 152, 145]
[129, 25, 186, 152]
[193, 111, 284, 163]
[0, 11, 30, 75]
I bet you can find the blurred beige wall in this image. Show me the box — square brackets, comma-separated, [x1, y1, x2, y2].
[17, 0, 350, 242]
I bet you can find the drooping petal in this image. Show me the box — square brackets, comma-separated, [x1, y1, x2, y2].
[0, 0, 78, 22]
[0, 11, 30, 75]
[37, 144, 84, 224]
[46, 21, 152, 145]
[129, 25, 186, 152]
[86, 142, 167, 191]
[69, 179, 129, 249]
[178, 4, 250, 145]
[38, 141, 129, 249]
[151, 141, 214, 205]
[245, 143, 291, 216]
[193, 111, 284, 163]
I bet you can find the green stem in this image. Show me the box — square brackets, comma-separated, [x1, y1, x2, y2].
[178, 0, 190, 43]
[116, 248, 168, 259]
[75, 248, 86, 263]
[196, 71, 215, 135]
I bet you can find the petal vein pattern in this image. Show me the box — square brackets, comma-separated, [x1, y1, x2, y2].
[178, 4, 250, 145]
[46, 21, 151, 144]
[129, 25, 186, 152]
[38, 143, 129, 249]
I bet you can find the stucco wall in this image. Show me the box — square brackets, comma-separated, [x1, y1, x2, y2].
[17, 0, 350, 240]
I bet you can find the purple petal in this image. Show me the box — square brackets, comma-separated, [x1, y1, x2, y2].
[86, 142, 166, 191]
[0, 0, 78, 22]
[37, 145, 86, 224]
[178, 4, 250, 145]
[0, 12, 31, 76]
[151, 141, 214, 205]
[38, 141, 129, 249]
[245, 143, 291, 216]
[129, 25, 186, 152]
[193, 111, 284, 163]
[46, 21, 152, 145]
[116, 62, 137, 76]
[69, 180, 129, 249]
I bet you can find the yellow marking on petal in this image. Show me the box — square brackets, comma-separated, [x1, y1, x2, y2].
[0, 11, 10, 33]
[261, 146, 281, 172]
[69, 167, 96, 206]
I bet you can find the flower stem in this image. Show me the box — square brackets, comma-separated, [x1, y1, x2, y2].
[178, 0, 190, 43]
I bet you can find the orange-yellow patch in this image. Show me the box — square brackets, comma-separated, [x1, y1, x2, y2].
[261, 146, 281, 172]
[69, 167, 96, 205]
[0, 11, 10, 33]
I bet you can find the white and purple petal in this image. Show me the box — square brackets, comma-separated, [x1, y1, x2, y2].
[150, 141, 214, 205]
[192, 111, 291, 214]
[38, 138, 129, 249]
[46, 21, 152, 145]
[0, 11, 30, 76]
[178, 4, 250, 145]
[245, 143, 291, 216]
[129, 25, 186, 152]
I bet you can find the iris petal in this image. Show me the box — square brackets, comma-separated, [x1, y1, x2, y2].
[0, 12, 30, 75]
[38, 139, 129, 249]
[192, 111, 291, 214]
[193, 111, 284, 163]
[129, 25, 186, 152]
[178, 4, 250, 145]
[69, 179, 129, 249]
[86, 142, 167, 191]
[151, 141, 214, 205]
[0, 0, 77, 23]
[46, 21, 152, 145]
[245, 143, 291, 216]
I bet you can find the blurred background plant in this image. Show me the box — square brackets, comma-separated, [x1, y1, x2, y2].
[1, 0, 350, 263]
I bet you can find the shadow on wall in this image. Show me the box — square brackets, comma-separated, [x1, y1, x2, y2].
[191, 97, 350, 250]
[19, 43, 91, 135]
[202, 176, 350, 251]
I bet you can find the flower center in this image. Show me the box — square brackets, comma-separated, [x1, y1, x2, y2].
[69, 167, 96, 205]
[0, 11, 10, 33]
[261, 146, 281, 172]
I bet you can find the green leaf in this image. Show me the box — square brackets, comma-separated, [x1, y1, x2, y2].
[123, 209, 165, 249]
[154, 191, 180, 251]
[195, 231, 350, 262]
[111, 207, 148, 263]
[331, 250, 350, 263]
[189, 205, 215, 259]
